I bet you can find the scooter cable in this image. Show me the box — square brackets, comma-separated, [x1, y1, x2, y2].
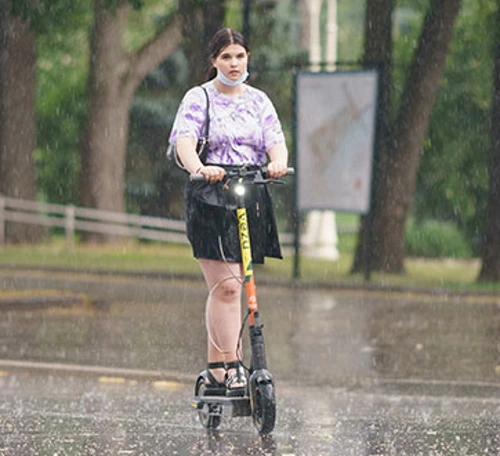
[204, 237, 246, 357]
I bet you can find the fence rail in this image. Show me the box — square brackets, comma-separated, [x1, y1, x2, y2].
[0, 195, 189, 248]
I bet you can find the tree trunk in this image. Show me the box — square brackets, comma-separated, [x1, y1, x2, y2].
[363, 0, 461, 273]
[80, 0, 131, 219]
[478, 1, 500, 282]
[79, 0, 182, 242]
[0, 1, 44, 243]
[180, 0, 226, 86]
[202, 0, 226, 54]
[351, 0, 394, 274]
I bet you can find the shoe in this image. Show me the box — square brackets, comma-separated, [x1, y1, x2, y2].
[225, 360, 247, 397]
[202, 361, 226, 396]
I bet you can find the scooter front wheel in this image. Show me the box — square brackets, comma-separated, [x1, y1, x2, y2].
[251, 382, 276, 435]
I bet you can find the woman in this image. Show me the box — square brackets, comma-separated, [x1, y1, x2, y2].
[169, 28, 288, 396]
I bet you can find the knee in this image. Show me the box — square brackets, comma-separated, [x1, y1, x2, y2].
[213, 278, 242, 304]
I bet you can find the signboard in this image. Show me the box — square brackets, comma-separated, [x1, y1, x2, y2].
[295, 70, 378, 214]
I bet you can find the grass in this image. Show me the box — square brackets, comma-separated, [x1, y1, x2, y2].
[1, 235, 499, 294]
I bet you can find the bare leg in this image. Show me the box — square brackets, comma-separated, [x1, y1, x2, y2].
[199, 258, 243, 384]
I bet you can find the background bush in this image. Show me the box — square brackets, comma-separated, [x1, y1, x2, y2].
[405, 219, 473, 259]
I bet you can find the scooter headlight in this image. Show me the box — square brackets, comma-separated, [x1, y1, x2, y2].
[234, 183, 246, 197]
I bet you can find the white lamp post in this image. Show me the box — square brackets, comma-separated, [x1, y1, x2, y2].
[302, 0, 340, 261]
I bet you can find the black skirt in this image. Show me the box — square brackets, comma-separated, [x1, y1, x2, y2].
[184, 173, 282, 264]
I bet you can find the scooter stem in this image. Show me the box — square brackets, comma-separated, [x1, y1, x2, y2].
[236, 191, 268, 371]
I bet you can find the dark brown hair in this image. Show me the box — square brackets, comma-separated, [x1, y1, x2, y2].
[206, 28, 249, 80]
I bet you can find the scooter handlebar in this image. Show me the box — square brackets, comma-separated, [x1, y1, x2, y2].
[189, 167, 295, 182]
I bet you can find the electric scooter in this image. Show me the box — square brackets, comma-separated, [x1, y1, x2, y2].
[190, 165, 293, 436]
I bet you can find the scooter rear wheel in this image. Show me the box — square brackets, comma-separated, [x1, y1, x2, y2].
[195, 377, 222, 430]
[251, 382, 276, 435]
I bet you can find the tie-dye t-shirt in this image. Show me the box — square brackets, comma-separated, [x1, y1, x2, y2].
[169, 81, 285, 166]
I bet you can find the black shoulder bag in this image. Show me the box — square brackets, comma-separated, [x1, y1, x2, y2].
[167, 86, 210, 170]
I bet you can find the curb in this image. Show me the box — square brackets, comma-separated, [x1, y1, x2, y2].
[0, 359, 192, 384]
[1, 265, 499, 308]
[0, 291, 90, 311]
[2, 264, 500, 301]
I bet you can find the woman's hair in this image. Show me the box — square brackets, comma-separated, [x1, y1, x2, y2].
[207, 28, 249, 80]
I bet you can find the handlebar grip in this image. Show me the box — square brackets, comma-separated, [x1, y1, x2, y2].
[189, 173, 206, 182]
[264, 167, 295, 177]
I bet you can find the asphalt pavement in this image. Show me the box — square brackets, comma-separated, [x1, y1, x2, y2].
[0, 266, 499, 455]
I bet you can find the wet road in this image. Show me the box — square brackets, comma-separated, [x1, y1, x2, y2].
[1, 370, 499, 455]
[0, 267, 500, 454]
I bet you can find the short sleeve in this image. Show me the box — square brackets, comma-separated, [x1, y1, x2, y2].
[261, 95, 285, 151]
[169, 87, 208, 145]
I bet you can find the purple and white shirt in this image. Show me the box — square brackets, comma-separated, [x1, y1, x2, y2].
[169, 81, 285, 166]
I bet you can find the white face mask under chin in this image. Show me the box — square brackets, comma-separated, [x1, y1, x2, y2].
[217, 70, 249, 87]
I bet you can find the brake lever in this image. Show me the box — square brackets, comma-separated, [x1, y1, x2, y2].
[260, 178, 285, 185]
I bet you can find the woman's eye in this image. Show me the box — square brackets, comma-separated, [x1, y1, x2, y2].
[220, 53, 246, 60]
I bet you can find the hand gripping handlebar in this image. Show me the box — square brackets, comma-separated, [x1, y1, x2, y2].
[189, 167, 295, 183]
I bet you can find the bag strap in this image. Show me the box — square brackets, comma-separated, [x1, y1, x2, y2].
[200, 86, 210, 139]
[171, 86, 209, 170]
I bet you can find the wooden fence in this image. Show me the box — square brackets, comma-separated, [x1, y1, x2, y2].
[0, 195, 188, 248]
[0, 194, 295, 248]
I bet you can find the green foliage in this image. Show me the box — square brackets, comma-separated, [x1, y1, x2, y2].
[413, 0, 496, 252]
[35, 4, 90, 204]
[249, 0, 306, 117]
[10, 0, 88, 35]
[406, 219, 473, 259]
[336, 0, 365, 61]
[127, 50, 190, 217]
[35, 79, 86, 204]
[125, 0, 176, 51]
[225, 0, 243, 29]
[104, 0, 144, 10]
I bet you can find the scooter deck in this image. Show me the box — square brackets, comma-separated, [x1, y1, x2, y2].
[192, 395, 252, 418]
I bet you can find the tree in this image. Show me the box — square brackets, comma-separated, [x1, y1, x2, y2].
[0, 0, 42, 243]
[351, 0, 394, 274]
[478, 0, 500, 281]
[1, 0, 89, 241]
[79, 0, 182, 240]
[354, 0, 462, 274]
[180, 0, 226, 87]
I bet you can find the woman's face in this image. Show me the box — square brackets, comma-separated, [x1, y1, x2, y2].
[212, 44, 249, 83]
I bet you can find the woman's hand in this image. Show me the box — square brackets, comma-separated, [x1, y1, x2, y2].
[266, 161, 288, 179]
[266, 142, 288, 179]
[198, 165, 226, 184]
